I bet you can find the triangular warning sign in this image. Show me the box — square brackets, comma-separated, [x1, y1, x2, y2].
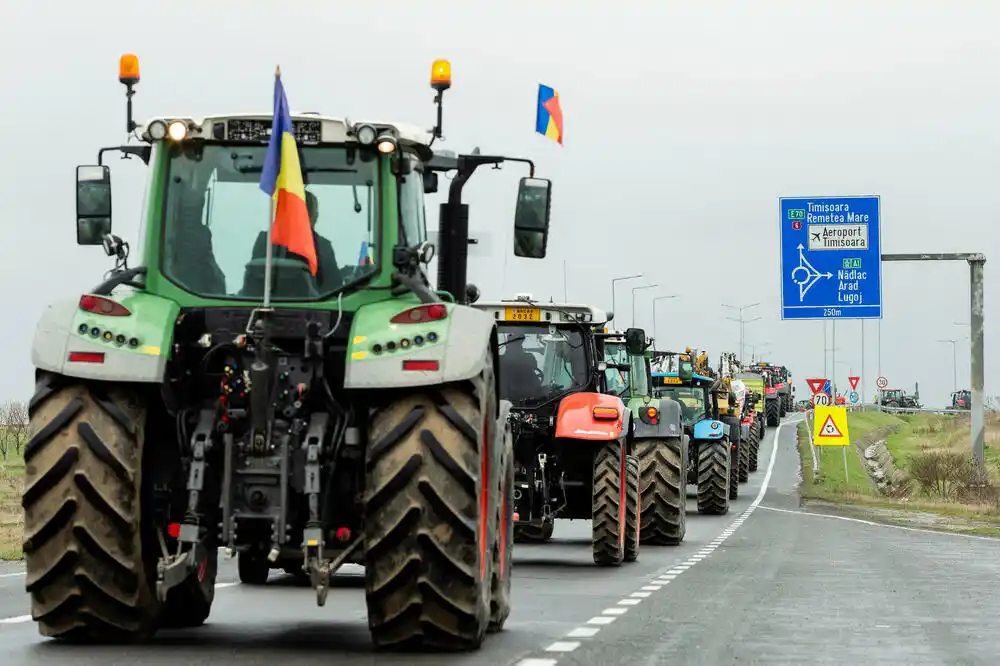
[806, 378, 827, 395]
[818, 414, 843, 438]
[848, 376, 860, 390]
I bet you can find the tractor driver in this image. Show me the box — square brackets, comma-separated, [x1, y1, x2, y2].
[501, 336, 544, 402]
[251, 190, 341, 291]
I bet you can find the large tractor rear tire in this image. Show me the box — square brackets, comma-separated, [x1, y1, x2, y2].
[636, 438, 686, 546]
[488, 428, 514, 633]
[696, 439, 730, 515]
[22, 375, 159, 641]
[623, 455, 640, 563]
[364, 369, 497, 651]
[748, 423, 760, 473]
[738, 430, 750, 483]
[766, 400, 780, 427]
[592, 440, 626, 566]
[728, 442, 740, 501]
[513, 522, 553, 543]
[237, 553, 271, 585]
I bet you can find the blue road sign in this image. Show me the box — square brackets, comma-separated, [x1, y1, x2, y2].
[822, 379, 831, 396]
[779, 196, 882, 319]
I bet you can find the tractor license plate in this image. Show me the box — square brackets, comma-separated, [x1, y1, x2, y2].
[660, 376, 682, 385]
[504, 307, 541, 322]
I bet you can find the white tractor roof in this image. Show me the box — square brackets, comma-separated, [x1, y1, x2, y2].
[139, 112, 433, 146]
[474, 298, 609, 326]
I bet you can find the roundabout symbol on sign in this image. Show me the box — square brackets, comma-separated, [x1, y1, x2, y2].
[875, 376, 888, 390]
[848, 391, 860, 404]
[813, 393, 830, 407]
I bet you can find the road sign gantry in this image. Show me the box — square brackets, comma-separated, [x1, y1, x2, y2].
[779, 196, 883, 320]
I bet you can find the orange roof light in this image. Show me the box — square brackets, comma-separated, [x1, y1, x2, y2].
[430, 59, 451, 91]
[119, 54, 140, 86]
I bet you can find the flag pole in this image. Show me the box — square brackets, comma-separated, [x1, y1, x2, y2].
[261, 64, 281, 311]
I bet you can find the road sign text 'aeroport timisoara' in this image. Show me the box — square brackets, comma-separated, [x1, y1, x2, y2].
[779, 196, 882, 320]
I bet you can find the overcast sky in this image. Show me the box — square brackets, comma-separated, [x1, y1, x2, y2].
[0, 0, 996, 408]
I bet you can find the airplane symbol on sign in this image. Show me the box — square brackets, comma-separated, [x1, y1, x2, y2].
[811, 232, 820, 243]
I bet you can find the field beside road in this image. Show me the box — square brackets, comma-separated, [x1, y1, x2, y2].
[0, 448, 24, 561]
[797, 409, 1000, 536]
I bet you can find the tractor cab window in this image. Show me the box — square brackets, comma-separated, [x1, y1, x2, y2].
[497, 324, 589, 406]
[603, 341, 628, 396]
[161, 143, 380, 300]
[399, 156, 427, 245]
[658, 387, 707, 425]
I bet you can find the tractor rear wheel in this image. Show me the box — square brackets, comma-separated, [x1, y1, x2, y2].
[238, 553, 270, 585]
[22, 374, 159, 641]
[364, 370, 496, 651]
[623, 455, 640, 563]
[738, 430, 750, 483]
[748, 423, 760, 473]
[160, 546, 218, 629]
[696, 439, 730, 515]
[728, 441, 740, 500]
[488, 426, 514, 633]
[636, 438, 686, 546]
[592, 441, 626, 566]
[766, 400, 780, 427]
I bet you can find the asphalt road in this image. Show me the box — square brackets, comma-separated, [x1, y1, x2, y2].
[1, 415, 998, 665]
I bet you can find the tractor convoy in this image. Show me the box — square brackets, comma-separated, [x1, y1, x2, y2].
[20, 54, 791, 652]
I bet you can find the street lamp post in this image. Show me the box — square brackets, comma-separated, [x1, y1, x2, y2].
[631, 284, 659, 328]
[652, 295, 679, 350]
[750, 340, 770, 363]
[722, 302, 761, 363]
[611, 274, 643, 324]
[937, 338, 961, 393]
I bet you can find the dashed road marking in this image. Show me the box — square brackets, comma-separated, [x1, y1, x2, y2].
[513, 417, 797, 666]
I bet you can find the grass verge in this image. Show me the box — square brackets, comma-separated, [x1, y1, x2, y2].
[0, 448, 24, 561]
[796, 410, 1000, 537]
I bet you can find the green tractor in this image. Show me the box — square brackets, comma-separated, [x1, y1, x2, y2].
[22, 56, 555, 650]
[600, 329, 687, 546]
[735, 369, 766, 471]
[751, 362, 783, 427]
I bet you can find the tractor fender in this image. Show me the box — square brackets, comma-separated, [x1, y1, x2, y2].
[554, 392, 628, 441]
[344, 300, 495, 389]
[741, 423, 750, 441]
[32, 293, 178, 383]
[631, 398, 683, 441]
[693, 419, 728, 440]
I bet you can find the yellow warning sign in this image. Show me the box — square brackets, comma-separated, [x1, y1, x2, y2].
[813, 405, 850, 446]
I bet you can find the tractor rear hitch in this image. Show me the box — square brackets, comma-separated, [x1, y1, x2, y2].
[155, 540, 209, 602]
[309, 535, 363, 607]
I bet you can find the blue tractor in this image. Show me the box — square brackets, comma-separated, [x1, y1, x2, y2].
[651, 369, 733, 515]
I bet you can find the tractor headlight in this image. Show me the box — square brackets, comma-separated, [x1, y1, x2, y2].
[167, 120, 188, 141]
[355, 124, 377, 145]
[377, 134, 397, 154]
[147, 120, 167, 140]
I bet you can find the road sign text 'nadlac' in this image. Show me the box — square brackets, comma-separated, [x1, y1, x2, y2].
[779, 195, 882, 320]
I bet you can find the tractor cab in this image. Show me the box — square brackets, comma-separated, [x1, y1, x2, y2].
[951, 389, 972, 409]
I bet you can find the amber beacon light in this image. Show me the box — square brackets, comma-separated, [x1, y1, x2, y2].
[119, 54, 140, 86]
[430, 59, 451, 91]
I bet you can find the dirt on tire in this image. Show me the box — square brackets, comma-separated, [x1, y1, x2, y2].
[636, 438, 686, 545]
[364, 372, 497, 650]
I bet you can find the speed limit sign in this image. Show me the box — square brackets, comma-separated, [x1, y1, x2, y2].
[876, 376, 888, 390]
[813, 393, 830, 406]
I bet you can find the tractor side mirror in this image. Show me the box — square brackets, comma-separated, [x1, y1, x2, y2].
[76, 165, 112, 245]
[513, 177, 552, 258]
[624, 327, 645, 355]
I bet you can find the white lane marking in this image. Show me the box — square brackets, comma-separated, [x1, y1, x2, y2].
[567, 626, 602, 637]
[515, 417, 799, 666]
[587, 616, 616, 625]
[545, 642, 581, 652]
[0, 615, 31, 624]
[755, 504, 1000, 541]
[0, 572, 25, 579]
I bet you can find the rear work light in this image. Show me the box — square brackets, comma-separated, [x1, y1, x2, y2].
[593, 406, 619, 420]
[402, 359, 440, 371]
[68, 352, 105, 363]
[391, 304, 447, 324]
[79, 294, 131, 316]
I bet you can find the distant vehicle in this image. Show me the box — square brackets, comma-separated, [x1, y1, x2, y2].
[879, 388, 920, 411]
[950, 389, 972, 410]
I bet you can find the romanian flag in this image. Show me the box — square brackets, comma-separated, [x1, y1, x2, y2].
[259, 69, 318, 276]
[535, 84, 563, 145]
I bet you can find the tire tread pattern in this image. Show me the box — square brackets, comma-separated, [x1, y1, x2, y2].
[591, 442, 624, 566]
[623, 455, 640, 562]
[636, 438, 685, 545]
[696, 439, 730, 515]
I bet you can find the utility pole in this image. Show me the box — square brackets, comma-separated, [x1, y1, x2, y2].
[631, 284, 659, 328]
[936, 338, 963, 393]
[611, 274, 642, 325]
[652, 295, 679, 351]
[722, 302, 761, 363]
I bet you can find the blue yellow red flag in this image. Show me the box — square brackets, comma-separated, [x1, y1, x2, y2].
[535, 84, 563, 145]
[259, 68, 318, 276]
